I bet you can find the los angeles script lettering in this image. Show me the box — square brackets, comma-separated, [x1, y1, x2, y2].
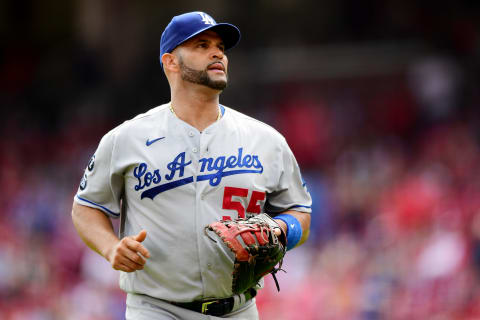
[133, 148, 263, 198]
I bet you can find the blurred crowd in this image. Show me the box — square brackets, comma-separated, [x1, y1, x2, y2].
[1, 1, 480, 319]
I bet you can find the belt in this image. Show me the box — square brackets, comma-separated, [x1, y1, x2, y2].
[169, 288, 257, 317]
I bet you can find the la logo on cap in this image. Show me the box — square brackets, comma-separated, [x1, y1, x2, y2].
[198, 12, 215, 25]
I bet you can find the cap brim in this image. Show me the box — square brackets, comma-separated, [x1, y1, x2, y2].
[208, 23, 241, 51]
[176, 23, 241, 52]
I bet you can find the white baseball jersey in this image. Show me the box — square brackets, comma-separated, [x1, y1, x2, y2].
[75, 102, 312, 302]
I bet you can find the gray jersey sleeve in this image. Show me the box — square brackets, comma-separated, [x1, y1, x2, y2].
[74, 129, 123, 218]
[265, 137, 312, 214]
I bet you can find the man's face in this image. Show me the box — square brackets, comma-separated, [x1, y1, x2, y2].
[175, 30, 229, 90]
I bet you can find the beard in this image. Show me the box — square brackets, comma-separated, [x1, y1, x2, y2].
[178, 57, 227, 90]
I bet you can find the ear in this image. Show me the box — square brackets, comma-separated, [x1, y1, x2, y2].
[162, 53, 179, 72]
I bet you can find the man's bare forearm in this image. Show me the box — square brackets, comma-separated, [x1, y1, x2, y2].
[71, 201, 119, 259]
[72, 201, 150, 272]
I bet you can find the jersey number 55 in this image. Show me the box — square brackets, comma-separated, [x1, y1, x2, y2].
[222, 186, 266, 220]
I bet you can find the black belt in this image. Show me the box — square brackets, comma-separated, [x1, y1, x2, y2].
[169, 288, 257, 317]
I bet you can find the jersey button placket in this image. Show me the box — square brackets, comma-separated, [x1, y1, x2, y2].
[190, 131, 198, 153]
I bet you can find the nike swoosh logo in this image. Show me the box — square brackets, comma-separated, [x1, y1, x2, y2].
[146, 137, 165, 146]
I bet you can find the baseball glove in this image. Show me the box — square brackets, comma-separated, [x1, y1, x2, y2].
[205, 213, 287, 294]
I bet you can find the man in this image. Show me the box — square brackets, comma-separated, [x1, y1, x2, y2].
[72, 11, 311, 319]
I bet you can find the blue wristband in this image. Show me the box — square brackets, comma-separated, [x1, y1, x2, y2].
[274, 214, 302, 251]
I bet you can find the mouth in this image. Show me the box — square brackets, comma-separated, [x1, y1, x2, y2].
[207, 62, 225, 73]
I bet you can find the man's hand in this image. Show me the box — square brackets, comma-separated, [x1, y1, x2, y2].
[107, 230, 151, 272]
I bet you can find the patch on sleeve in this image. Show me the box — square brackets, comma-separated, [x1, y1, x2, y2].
[79, 174, 88, 190]
[87, 154, 96, 171]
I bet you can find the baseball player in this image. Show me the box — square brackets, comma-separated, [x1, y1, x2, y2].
[71, 11, 312, 320]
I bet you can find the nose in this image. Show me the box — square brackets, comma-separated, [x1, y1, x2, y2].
[211, 47, 224, 60]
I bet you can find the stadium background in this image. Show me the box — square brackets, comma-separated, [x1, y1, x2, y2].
[1, 0, 480, 319]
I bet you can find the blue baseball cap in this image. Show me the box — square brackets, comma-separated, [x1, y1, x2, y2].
[160, 11, 241, 66]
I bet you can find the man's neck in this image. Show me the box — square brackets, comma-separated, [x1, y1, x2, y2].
[170, 85, 222, 132]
